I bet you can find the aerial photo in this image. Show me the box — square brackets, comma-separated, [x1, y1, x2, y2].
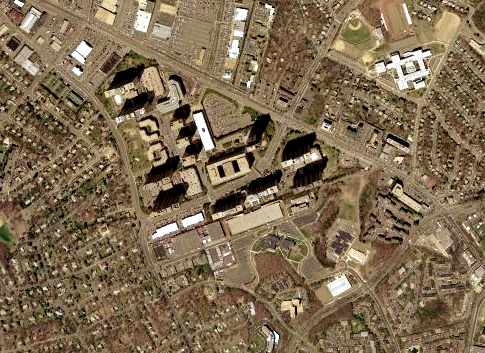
[0, 0, 485, 352]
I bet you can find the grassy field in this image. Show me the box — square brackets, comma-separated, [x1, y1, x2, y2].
[341, 19, 371, 45]
[116, 50, 157, 72]
[119, 120, 152, 172]
[0, 224, 13, 245]
[338, 175, 365, 223]
[42, 73, 67, 98]
[322, 145, 340, 177]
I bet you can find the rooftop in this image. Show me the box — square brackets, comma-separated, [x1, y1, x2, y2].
[225, 202, 284, 235]
[327, 274, 352, 297]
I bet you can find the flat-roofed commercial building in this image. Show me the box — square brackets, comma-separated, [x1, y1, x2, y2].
[152, 22, 172, 40]
[14, 45, 39, 76]
[226, 202, 283, 235]
[193, 111, 215, 152]
[181, 212, 205, 228]
[151, 222, 179, 240]
[70, 41, 93, 65]
[19, 6, 42, 33]
[327, 274, 352, 297]
[375, 48, 432, 90]
[134, 10, 152, 32]
[207, 153, 250, 186]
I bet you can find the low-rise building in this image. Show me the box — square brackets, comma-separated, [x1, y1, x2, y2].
[181, 212, 205, 229]
[14, 45, 40, 76]
[207, 153, 251, 185]
[70, 41, 93, 65]
[327, 274, 352, 298]
[375, 48, 432, 90]
[152, 222, 179, 241]
[225, 202, 283, 235]
[19, 6, 42, 33]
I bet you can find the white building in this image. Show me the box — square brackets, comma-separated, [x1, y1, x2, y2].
[134, 10, 152, 32]
[374, 48, 432, 90]
[70, 41, 93, 65]
[19, 6, 42, 33]
[222, 7, 249, 80]
[13, 0, 25, 8]
[193, 111, 215, 151]
[281, 147, 322, 170]
[327, 274, 352, 297]
[152, 222, 179, 240]
[14, 45, 39, 76]
[134, 0, 154, 32]
[181, 212, 205, 228]
[72, 67, 83, 77]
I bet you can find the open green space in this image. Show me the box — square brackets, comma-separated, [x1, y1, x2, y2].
[351, 313, 368, 333]
[322, 145, 339, 177]
[405, 0, 414, 13]
[115, 50, 157, 72]
[303, 115, 319, 125]
[119, 120, 152, 172]
[42, 73, 68, 98]
[242, 106, 260, 120]
[339, 201, 357, 222]
[0, 224, 13, 246]
[249, 333, 266, 353]
[476, 224, 485, 252]
[341, 20, 371, 45]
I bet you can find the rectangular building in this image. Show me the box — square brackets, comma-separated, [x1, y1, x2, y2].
[207, 153, 251, 185]
[19, 6, 42, 33]
[327, 274, 352, 297]
[14, 45, 39, 76]
[226, 202, 283, 235]
[193, 111, 215, 151]
[181, 212, 205, 228]
[71, 41, 93, 65]
[152, 222, 179, 240]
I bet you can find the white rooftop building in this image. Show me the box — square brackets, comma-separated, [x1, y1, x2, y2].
[72, 66, 83, 77]
[374, 48, 432, 90]
[13, 0, 25, 8]
[134, 10, 152, 32]
[14, 45, 39, 76]
[222, 7, 249, 80]
[152, 222, 179, 240]
[19, 6, 42, 33]
[193, 111, 215, 151]
[181, 212, 205, 228]
[327, 274, 352, 297]
[70, 41, 93, 65]
[234, 7, 249, 21]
